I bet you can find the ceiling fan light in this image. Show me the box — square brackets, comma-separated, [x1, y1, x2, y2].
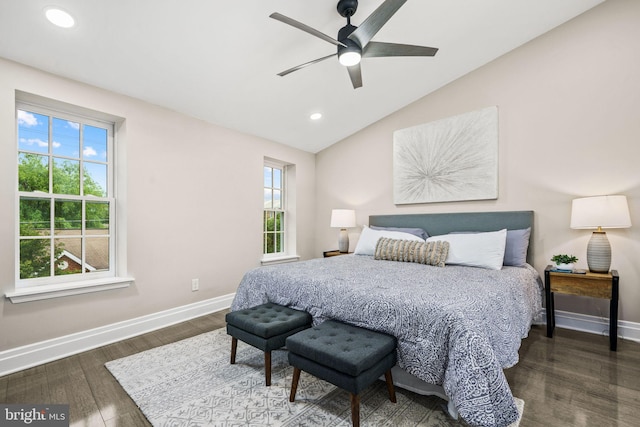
[339, 50, 361, 67]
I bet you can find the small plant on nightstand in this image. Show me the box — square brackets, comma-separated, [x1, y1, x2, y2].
[551, 254, 578, 271]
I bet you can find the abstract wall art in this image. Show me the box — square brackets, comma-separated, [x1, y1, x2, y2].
[393, 106, 498, 205]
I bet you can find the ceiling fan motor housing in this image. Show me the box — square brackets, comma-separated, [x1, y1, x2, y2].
[338, 23, 357, 40]
[337, 24, 361, 65]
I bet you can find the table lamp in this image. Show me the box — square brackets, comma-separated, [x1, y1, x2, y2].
[330, 209, 356, 253]
[570, 195, 631, 273]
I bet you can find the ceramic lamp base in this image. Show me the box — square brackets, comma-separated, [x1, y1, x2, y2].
[338, 229, 349, 253]
[587, 231, 611, 273]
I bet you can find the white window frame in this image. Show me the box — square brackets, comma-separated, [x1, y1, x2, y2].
[262, 159, 298, 265]
[6, 92, 133, 303]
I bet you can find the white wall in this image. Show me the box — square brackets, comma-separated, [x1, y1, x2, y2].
[315, 0, 640, 323]
[0, 58, 316, 351]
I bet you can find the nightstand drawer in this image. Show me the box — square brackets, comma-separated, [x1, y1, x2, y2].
[549, 274, 612, 298]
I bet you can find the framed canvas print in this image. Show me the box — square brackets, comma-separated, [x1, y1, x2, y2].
[393, 106, 498, 205]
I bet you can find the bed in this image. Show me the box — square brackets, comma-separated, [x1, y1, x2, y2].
[231, 211, 543, 427]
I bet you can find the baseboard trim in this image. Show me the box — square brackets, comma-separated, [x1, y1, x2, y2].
[2, 301, 638, 377]
[0, 293, 235, 377]
[549, 309, 640, 344]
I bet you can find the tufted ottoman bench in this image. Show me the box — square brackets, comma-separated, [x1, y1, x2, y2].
[226, 302, 311, 386]
[286, 320, 397, 427]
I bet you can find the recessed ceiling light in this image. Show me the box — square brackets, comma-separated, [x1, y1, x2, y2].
[45, 7, 75, 28]
[310, 113, 323, 121]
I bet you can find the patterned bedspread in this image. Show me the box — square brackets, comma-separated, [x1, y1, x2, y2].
[231, 255, 543, 427]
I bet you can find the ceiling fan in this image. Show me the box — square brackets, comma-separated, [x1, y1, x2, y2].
[270, 0, 438, 89]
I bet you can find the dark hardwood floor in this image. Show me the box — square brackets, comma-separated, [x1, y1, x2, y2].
[505, 325, 640, 427]
[1, 311, 639, 426]
[0, 311, 228, 427]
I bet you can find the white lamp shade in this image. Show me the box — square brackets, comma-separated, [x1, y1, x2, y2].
[570, 195, 631, 229]
[330, 209, 356, 228]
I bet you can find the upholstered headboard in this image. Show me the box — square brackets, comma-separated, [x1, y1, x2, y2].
[369, 210, 534, 263]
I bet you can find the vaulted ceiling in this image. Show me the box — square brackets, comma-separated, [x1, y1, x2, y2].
[0, 0, 604, 153]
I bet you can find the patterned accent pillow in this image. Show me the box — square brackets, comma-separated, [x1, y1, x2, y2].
[374, 238, 449, 267]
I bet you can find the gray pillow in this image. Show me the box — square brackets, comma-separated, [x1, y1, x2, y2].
[503, 227, 531, 267]
[370, 225, 428, 240]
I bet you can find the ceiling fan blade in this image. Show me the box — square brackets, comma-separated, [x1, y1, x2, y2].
[277, 53, 337, 77]
[363, 41, 438, 58]
[347, 63, 363, 89]
[348, 0, 407, 48]
[270, 12, 346, 47]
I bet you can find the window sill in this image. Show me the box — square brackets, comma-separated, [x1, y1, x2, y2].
[5, 277, 134, 303]
[261, 255, 300, 266]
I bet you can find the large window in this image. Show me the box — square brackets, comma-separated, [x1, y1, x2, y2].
[263, 163, 284, 255]
[16, 102, 114, 286]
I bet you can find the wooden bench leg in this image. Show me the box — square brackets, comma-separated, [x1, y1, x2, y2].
[230, 337, 237, 364]
[265, 351, 272, 386]
[384, 370, 396, 403]
[350, 393, 360, 427]
[290, 367, 301, 402]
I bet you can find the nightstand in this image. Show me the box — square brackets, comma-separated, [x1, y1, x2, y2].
[544, 265, 619, 351]
[323, 250, 351, 257]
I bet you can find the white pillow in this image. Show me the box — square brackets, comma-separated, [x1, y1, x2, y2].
[426, 229, 507, 270]
[354, 225, 424, 256]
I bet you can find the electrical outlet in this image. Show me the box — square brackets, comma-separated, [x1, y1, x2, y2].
[191, 278, 199, 291]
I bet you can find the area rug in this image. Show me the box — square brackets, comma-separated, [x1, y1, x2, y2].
[105, 328, 523, 426]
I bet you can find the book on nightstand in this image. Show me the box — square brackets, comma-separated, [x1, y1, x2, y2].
[550, 268, 587, 274]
